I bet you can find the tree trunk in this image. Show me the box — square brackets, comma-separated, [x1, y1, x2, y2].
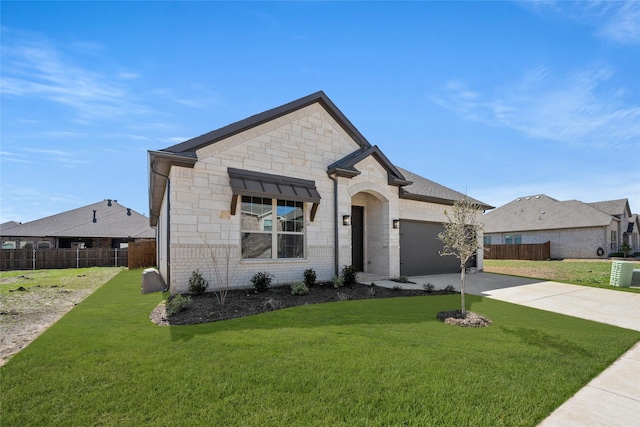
[460, 266, 466, 315]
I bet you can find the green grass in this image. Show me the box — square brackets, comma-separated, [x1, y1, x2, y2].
[0, 267, 123, 294]
[2, 269, 639, 426]
[485, 259, 640, 293]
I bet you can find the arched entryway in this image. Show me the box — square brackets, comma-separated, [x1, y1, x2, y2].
[350, 190, 390, 276]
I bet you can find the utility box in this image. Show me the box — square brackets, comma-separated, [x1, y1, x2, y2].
[609, 261, 634, 288]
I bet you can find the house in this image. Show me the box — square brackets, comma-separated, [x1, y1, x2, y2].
[483, 195, 640, 259]
[0, 200, 155, 250]
[148, 91, 491, 294]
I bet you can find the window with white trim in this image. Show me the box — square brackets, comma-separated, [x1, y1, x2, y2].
[37, 241, 51, 249]
[241, 196, 304, 259]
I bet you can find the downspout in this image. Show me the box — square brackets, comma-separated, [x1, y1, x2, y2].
[151, 162, 171, 290]
[328, 173, 339, 277]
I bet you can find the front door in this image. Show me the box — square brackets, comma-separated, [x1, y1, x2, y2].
[351, 206, 364, 271]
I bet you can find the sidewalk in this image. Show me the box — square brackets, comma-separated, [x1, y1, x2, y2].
[371, 272, 640, 426]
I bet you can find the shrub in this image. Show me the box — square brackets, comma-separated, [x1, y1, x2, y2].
[341, 265, 358, 286]
[336, 292, 350, 301]
[303, 268, 317, 287]
[423, 282, 435, 293]
[188, 269, 209, 295]
[392, 285, 402, 292]
[165, 294, 192, 316]
[291, 282, 309, 296]
[397, 275, 409, 283]
[332, 275, 344, 289]
[251, 272, 273, 293]
[444, 285, 456, 292]
[263, 298, 284, 311]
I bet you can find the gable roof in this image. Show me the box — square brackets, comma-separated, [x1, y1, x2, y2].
[327, 146, 412, 186]
[588, 199, 631, 217]
[483, 194, 616, 233]
[0, 200, 155, 239]
[162, 91, 372, 155]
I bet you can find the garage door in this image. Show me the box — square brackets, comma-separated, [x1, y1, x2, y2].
[399, 220, 461, 276]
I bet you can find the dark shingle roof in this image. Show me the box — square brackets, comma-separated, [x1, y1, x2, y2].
[484, 194, 616, 233]
[398, 167, 493, 209]
[0, 200, 155, 239]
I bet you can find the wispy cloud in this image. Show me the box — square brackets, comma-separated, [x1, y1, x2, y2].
[524, 0, 640, 45]
[0, 29, 151, 123]
[0, 186, 86, 223]
[432, 64, 640, 148]
[19, 147, 88, 168]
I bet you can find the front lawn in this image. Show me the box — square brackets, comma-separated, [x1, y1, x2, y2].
[2, 268, 639, 426]
[485, 259, 640, 293]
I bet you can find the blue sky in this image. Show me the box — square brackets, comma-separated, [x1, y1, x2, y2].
[1, 1, 639, 224]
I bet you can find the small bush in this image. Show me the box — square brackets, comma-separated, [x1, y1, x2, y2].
[443, 285, 456, 292]
[165, 294, 192, 316]
[392, 285, 402, 292]
[291, 282, 309, 296]
[336, 292, 350, 301]
[303, 268, 317, 287]
[341, 265, 358, 286]
[423, 282, 435, 293]
[251, 272, 273, 293]
[332, 275, 344, 289]
[188, 269, 209, 295]
[397, 275, 409, 283]
[263, 298, 284, 311]
[367, 286, 376, 297]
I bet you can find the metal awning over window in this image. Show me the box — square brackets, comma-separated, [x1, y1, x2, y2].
[228, 168, 321, 220]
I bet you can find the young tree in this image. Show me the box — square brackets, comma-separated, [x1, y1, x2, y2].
[437, 197, 484, 316]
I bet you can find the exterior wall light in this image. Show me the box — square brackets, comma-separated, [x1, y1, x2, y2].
[343, 215, 351, 226]
[393, 219, 400, 229]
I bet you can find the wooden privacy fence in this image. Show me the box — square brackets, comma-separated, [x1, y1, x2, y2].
[0, 248, 128, 271]
[128, 240, 156, 269]
[485, 241, 551, 261]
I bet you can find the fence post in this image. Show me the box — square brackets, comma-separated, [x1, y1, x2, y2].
[115, 248, 118, 267]
[32, 248, 36, 270]
[76, 248, 80, 269]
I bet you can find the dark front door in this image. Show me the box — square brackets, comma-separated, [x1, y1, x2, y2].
[351, 206, 364, 271]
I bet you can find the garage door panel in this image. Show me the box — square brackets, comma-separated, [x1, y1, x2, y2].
[400, 220, 461, 276]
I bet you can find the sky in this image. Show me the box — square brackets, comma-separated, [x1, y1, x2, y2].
[1, 1, 639, 224]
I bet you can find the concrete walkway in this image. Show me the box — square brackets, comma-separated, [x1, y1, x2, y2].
[369, 272, 640, 426]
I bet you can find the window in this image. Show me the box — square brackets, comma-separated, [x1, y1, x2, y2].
[505, 235, 522, 245]
[483, 236, 491, 246]
[241, 196, 304, 259]
[611, 230, 617, 251]
[2, 241, 16, 249]
[37, 241, 51, 249]
[20, 241, 33, 249]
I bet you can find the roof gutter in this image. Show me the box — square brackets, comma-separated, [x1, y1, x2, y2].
[328, 172, 340, 277]
[150, 158, 172, 291]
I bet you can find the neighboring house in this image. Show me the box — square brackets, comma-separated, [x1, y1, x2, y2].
[0, 200, 155, 250]
[148, 91, 491, 294]
[483, 195, 640, 259]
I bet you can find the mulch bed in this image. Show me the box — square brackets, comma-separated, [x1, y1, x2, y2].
[150, 283, 457, 326]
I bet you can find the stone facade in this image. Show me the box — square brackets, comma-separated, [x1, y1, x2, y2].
[150, 93, 487, 294]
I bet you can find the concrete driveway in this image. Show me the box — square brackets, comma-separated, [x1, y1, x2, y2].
[371, 272, 640, 427]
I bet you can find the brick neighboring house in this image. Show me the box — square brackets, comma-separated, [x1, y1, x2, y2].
[483, 195, 640, 259]
[148, 91, 492, 294]
[0, 200, 155, 250]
